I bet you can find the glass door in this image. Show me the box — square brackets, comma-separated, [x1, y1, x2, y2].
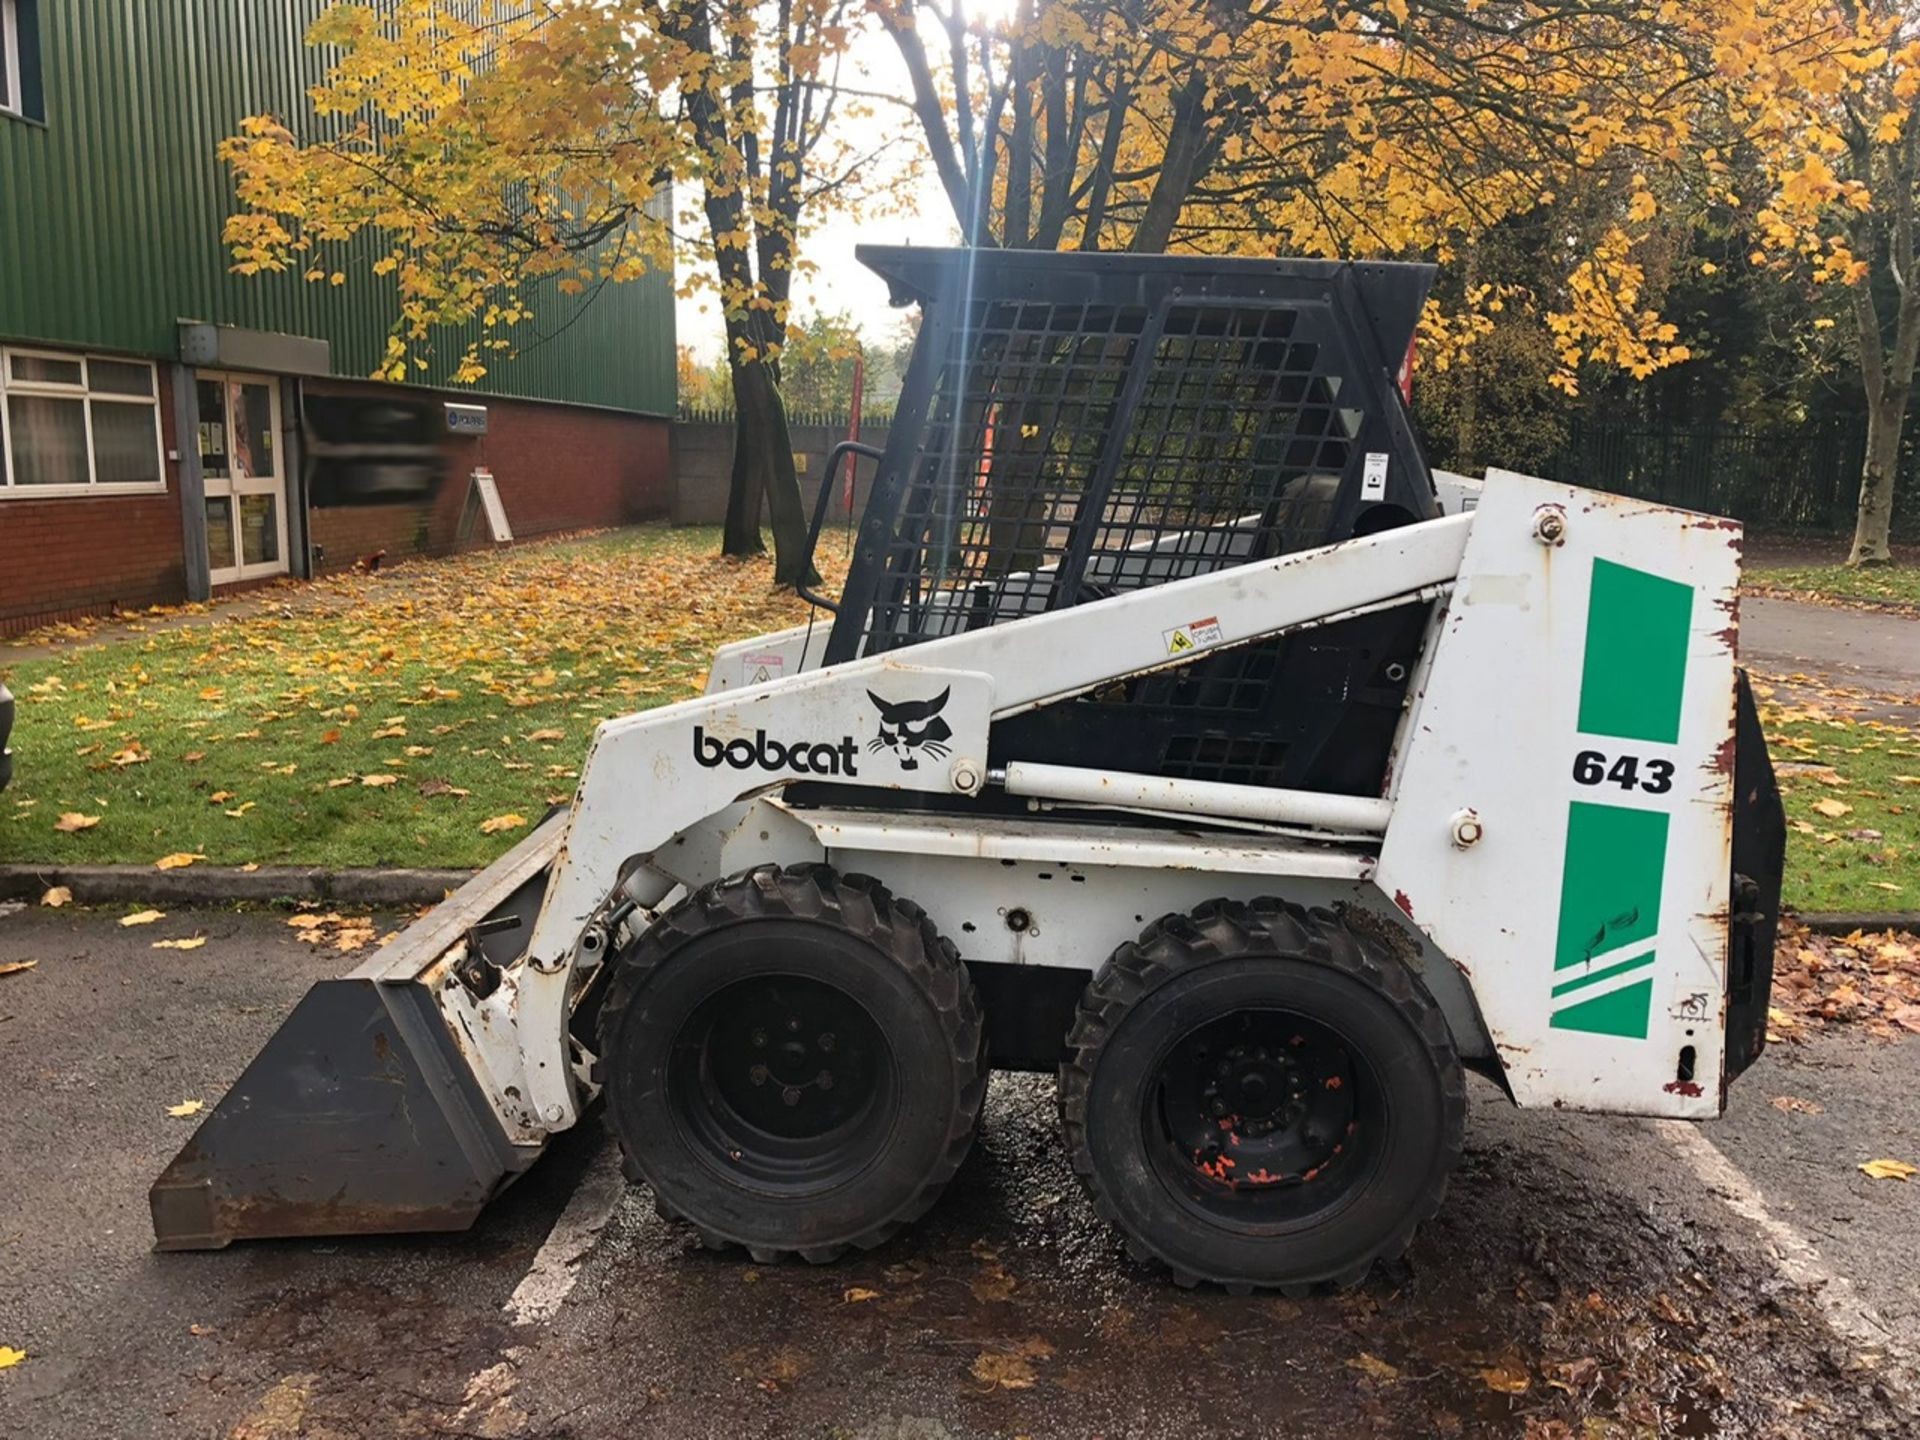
[195, 372, 289, 584]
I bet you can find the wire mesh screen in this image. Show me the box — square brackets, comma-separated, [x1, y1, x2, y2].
[859, 297, 1364, 654]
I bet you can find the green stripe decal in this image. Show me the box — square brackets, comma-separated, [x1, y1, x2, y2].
[1577, 559, 1694, 744]
[1549, 802, 1669, 1037]
[1551, 948, 1657, 998]
[1552, 979, 1655, 1040]
[1553, 803, 1668, 972]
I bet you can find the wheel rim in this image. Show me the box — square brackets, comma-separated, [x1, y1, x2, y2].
[1143, 1007, 1385, 1230]
[667, 972, 897, 1194]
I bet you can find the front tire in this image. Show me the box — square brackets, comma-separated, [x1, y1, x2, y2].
[597, 864, 985, 1262]
[1059, 898, 1465, 1294]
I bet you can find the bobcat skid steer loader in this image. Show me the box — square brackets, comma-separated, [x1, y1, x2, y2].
[152, 246, 1786, 1293]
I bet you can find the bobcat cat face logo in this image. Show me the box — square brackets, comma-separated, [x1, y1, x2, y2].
[868, 688, 952, 771]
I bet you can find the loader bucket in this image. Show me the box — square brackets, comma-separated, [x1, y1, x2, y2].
[149, 815, 566, 1250]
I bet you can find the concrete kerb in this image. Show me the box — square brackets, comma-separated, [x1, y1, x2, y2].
[0, 863, 473, 909]
[0, 863, 1913, 937]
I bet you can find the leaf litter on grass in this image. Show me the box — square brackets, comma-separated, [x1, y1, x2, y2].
[0, 525, 851, 871]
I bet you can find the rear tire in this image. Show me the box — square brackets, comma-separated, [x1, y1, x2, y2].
[1059, 898, 1464, 1294]
[597, 863, 985, 1261]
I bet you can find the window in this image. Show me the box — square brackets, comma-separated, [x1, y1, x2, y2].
[0, 0, 20, 118]
[0, 349, 166, 497]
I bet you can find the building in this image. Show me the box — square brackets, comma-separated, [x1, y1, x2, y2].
[0, 0, 676, 635]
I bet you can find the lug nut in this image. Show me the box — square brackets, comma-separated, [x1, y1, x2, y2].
[750, 1029, 767, 1048]
[782, 1086, 802, 1106]
[817, 1071, 834, 1090]
[749, 1064, 769, 1086]
[818, 1032, 837, 1052]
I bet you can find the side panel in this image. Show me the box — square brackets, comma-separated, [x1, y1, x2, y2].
[1375, 471, 1740, 1117]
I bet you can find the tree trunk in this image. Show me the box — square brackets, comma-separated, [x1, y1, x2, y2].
[727, 358, 819, 587]
[721, 406, 767, 558]
[1849, 386, 1905, 566]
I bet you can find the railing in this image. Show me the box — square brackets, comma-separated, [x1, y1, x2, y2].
[678, 405, 898, 429]
[1545, 416, 1920, 537]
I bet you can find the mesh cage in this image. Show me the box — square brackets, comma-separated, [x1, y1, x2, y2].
[826, 248, 1434, 664]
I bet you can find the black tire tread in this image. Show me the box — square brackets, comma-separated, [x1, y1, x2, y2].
[1057, 896, 1467, 1292]
[597, 862, 987, 1263]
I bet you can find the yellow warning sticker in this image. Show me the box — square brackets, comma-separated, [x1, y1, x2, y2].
[1162, 615, 1224, 657]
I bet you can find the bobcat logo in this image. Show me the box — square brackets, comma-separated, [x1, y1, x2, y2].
[868, 688, 953, 771]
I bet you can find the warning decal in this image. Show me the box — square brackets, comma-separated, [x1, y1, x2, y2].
[1162, 616, 1224, 657]
[741, 652, 786, 686]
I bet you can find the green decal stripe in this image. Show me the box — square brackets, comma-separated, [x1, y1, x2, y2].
[1577, 558, 1694, 744]
[1553, 802, 1669, 972]
[1551, 979, 1655, 1039]
[1550, 948, 1656, 998]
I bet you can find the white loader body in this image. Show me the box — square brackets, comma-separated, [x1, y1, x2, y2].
[410, 470, 1743, 1156]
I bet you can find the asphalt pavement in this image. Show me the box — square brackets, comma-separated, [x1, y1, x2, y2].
[0, 903, 1914, 1440]
[1741, 597, 1920, 725]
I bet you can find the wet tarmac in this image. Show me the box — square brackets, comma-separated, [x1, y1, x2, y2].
[2, 910, 1914, 1439]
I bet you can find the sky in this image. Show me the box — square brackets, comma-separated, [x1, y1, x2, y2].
[670, 19, 973, 364]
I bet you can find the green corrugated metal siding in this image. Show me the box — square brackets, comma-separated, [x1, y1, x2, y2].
[0, 1, 675, 414]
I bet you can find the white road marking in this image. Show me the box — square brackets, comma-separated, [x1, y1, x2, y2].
[1654, 1117, 1913, 1391]
[502, 1138, 625, 1328]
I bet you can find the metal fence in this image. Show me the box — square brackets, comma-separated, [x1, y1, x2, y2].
[675, 407, 1920, 538]
[1545, 416, 1920, 538]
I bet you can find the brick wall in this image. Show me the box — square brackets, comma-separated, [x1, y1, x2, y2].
[0, 369, 188, 636]
[305, 381, 671, 574]
[2, 374, 669, 632]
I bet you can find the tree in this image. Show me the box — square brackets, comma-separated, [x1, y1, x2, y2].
[777, 309, 866, 412]
[221, 0, 870, 585]
[1737, 3, 1920, 564]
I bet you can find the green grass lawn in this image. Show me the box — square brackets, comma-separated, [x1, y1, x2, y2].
[1748, 562, 1920, 609]
[1, 525, 846, 871]
[1758, 689, 1920, 913]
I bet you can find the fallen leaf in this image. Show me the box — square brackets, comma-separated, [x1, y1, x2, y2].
[971, 1350, 1042, 1390]
[1812, 798, 1853, 819]
[54, 812, 101, 832]
[480, 812, 528, 835]
[1770, 1095, 1824, 1115]
[238, 862, 260, 873]
[526, 728, 565, 743]
[41, 886, 72, 908]
[152, 936, 207, 951]
[154, 852, 206, 871]
[320, 728, 342, 744]
[419, 779, 470, 797]
[109, 745, 151, 767]
[1859, 1158, 1918, 1182]
[0, 960, 38, 979]
[843, 1287, 880, 1303]
[326, 776, 356, 788]
[1479, 1364, 1531, 1394]
[286, 914, 328, 930]
[971, 1265, 1017, 1302]
[1346, 1352, 1401, 1383]
[120, 909, 166, 927]
[360, 773, 399, 788]
[208, 791, 235, 804]
[166, 1100, 205, 1118]
[0, 1346, 24, 1369]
